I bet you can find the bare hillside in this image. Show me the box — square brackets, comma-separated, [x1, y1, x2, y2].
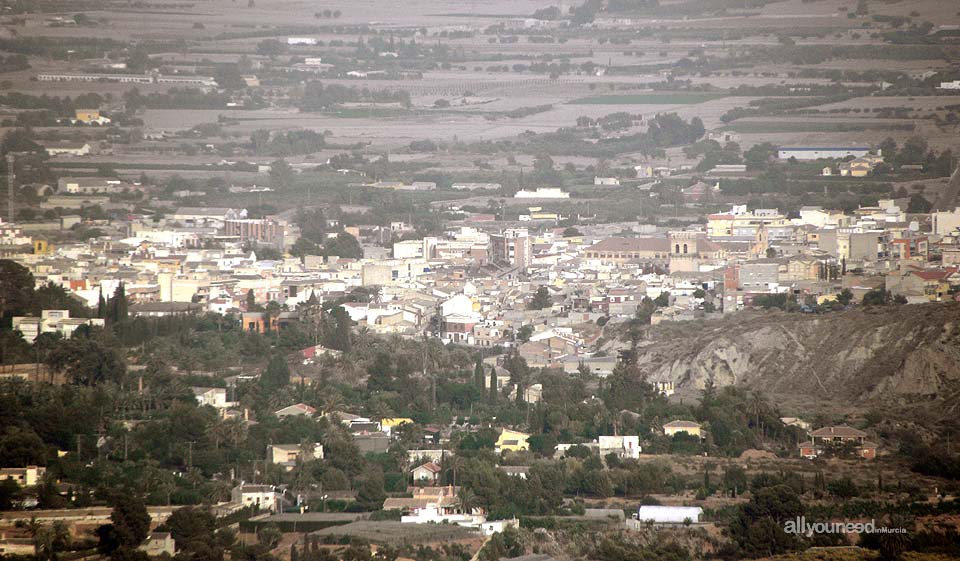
[605, 304, 960, 417]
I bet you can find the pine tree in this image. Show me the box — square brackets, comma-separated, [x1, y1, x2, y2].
[246, 289, 256, 311]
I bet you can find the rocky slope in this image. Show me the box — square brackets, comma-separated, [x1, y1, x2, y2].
[606, 304, 960, 416]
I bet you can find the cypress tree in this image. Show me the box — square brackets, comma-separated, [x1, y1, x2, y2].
[97, 287, 106, 319]
[489, 366, 497, 402]
[473, 355, 484, 391]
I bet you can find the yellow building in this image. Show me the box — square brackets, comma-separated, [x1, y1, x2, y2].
[33, 238, 53, 255]
[75, 108, 101, 123]
[495, 429, 530, 453]
[381, 417, 414, 432]
[663, 420, 702, 438]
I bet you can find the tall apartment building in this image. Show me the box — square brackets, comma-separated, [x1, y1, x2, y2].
[490, 228, 531, 269]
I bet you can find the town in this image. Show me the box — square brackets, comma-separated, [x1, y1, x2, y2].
[1, 0, 960, 560]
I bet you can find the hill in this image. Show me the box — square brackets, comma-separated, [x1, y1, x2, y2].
[604, 304, 960, 420]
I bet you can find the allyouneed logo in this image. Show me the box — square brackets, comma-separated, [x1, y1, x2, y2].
[783, 517, 908, 536]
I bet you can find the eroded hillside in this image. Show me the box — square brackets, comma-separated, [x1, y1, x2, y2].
[605, 304, 960, 416]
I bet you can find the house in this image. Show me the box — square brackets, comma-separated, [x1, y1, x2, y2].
[192, 387, 233, 409]
[663, 420, 702, 438]
[498, 466, 530, 479]
[267, 443, 323, 469]
[0, 466, 45, 487]
[74, 108, 110, 125]
[385, 486, 485, 527]
[353, 433, 391, 454]
[407, 449, 450, 465]
[495, 429, 530, 453]
[598, 435, 641, 459]
[411, 461, 442, 485]
[58, 177, 127, 194]
[139, 533, 176, 557]
[12, 310, 105, 341]
[635, 505, 703, 524]
[274, 403, 316, 418]
[231, 484, 280, 512]
[798, 425, 878, 459]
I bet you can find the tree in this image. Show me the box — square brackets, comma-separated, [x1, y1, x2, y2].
[330, 306, 352, 352]
[906, 194, 932, 214]
[474, 356, 485, 391]
[836, 289, 853, 306]
[108, 283, 129, 324]
[533, 153, 554, 173]
[862, 288, 889, 306]
[261, 354, 290, 392]
[256, 39, 288, 57]
[0, 260, 35, 327]
[356, 465, 386, 509]
[99, 497, 150, 554]
[489, 366, 498, 402]
[528, 286, 552, 310]
[269, 159, 295, 189]
[516, 324, 534, 343]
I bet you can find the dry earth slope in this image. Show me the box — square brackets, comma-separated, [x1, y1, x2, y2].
[607, 304, 960, 414]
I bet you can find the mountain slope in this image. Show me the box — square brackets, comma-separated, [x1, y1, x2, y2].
[605, 304, 960, 416]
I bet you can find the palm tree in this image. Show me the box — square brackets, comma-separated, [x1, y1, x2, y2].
[443, 455, 464, 487]
[457, 487, 478, 515]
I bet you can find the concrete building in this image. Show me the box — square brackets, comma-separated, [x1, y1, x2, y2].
[490, 229, 532, 268]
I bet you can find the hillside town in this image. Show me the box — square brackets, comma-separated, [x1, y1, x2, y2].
[3, 0, 960, 559]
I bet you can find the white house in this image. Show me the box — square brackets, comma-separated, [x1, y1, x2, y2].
[231, 484, 280, 512]
[12, 310, 105, 341]
[192, 387, 233, 409]
[598, 435, 641, 459]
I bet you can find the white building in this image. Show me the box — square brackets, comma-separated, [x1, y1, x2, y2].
[514, 187, 569, 199]
[598, 435, 641, 459]
[939, 80, 960, 90]
[192, 387, 234, 409]
[231, 484, 280, 512]
[594, 177, 620, 186]
[636, 505, 703, 524]
[12, 310, 105, 341]
[287, 37, 318, 46]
